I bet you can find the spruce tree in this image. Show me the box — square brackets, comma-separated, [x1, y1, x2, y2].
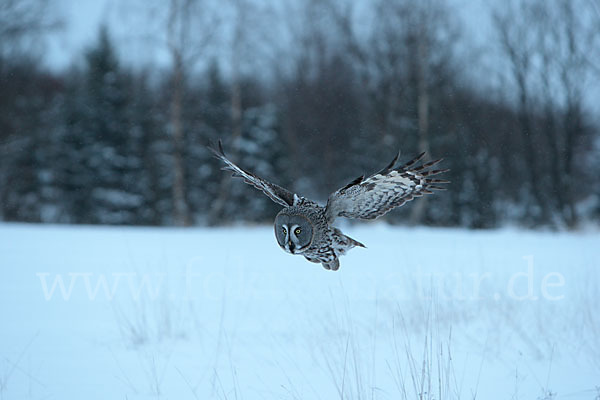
[60, 27, 143, 224]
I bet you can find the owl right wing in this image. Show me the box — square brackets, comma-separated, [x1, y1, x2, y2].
[209, 140, 300, 207]
[325, 151, 449, 222]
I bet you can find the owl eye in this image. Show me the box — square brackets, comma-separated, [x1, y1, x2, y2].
[282, 227, 287, 234]
[294, 228, 301, 235]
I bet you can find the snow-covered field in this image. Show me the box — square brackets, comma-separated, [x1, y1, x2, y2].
[1, 223, 598, 399]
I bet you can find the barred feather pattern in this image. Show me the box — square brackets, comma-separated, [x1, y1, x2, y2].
[210, 140, 448, 271]
[280, 204, 365, 271]
[209, 140, 298, 207]
[325, 152, 449, 222]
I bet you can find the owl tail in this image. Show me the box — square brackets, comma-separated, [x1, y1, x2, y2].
[345, 234, 366, 249]
[333, 227, 366, 250]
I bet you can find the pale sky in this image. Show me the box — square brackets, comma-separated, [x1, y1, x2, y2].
[45, 0, 496, 71]
[47, 0, 112, 69]
[42, 0, 599, 117]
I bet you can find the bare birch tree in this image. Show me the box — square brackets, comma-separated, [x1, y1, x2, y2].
[208, 0, 277, 224]
[493, 0, 599, 227]
[163, 0, 218, 225]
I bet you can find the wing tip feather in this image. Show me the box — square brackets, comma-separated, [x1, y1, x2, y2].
[207, 138, 228, 159]
[427, 185, 447, 191]
[379, 150, 401, 174]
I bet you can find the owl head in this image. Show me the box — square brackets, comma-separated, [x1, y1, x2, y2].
[274, 208, 314, 254]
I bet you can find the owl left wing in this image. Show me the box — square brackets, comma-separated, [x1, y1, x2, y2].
[325, 151, 449, 222]
[209, 140, 299, 207]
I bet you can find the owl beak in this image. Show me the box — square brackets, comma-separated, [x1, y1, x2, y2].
[288, 240, 295, 253]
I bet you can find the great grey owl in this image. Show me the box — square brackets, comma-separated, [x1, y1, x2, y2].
[210, 141, 448, 271]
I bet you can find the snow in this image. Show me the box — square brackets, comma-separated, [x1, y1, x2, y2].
[1, 223, 598, 399]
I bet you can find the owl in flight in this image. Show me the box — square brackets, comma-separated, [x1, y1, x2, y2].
[211, 141, 448, 271]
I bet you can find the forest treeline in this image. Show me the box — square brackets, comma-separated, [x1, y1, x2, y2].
[1, 0, 599, 229]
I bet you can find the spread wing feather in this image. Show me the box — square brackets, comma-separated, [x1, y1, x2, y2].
[325, 151, 449, 222]
[209, 140, 298, 207]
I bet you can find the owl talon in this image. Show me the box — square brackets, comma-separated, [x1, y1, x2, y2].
[322, 259, 339, 271]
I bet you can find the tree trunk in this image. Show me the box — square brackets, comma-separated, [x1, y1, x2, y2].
[562, 101, 581, 228]
[517, 97, 549, 225]
[410, 25, 430, 225]
[208, 21, 243, 225]
[170, 52, 191, 226]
